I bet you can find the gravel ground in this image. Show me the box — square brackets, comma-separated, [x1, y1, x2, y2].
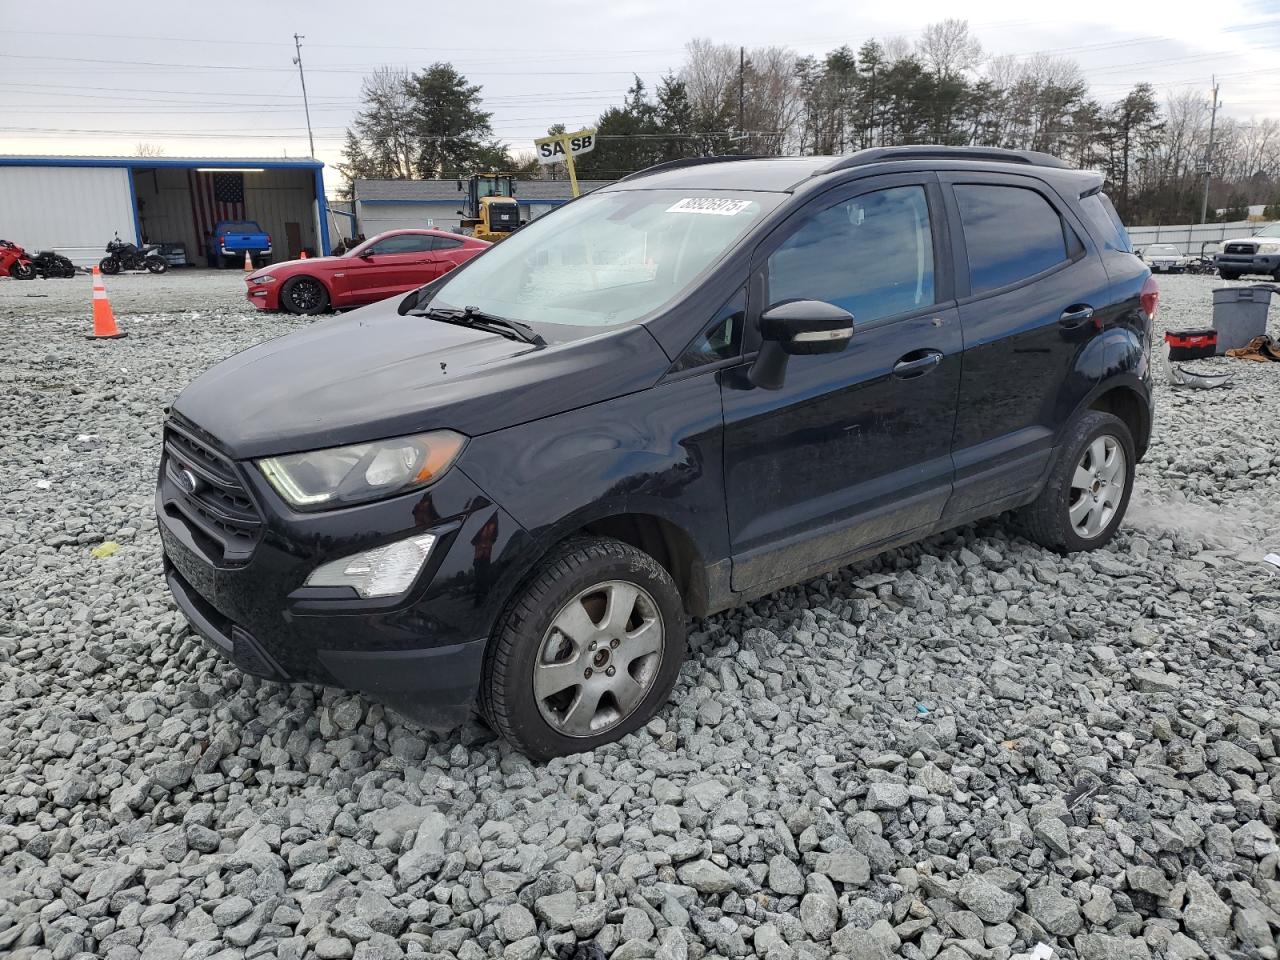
[1, 270, 1279, 960]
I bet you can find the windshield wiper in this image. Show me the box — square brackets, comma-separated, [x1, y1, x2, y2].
[413, 305, 545, 346]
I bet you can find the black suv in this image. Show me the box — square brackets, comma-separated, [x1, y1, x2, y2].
[158, 147, 1155, 758]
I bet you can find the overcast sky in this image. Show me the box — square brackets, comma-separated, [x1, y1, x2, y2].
[3, 0, 1278, 194]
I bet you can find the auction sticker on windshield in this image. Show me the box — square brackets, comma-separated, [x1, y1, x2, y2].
[666, 197, 753, 216]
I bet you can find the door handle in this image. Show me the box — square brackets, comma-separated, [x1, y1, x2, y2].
[892, 350, 944, 379]
[1059, 305, 1095, 328]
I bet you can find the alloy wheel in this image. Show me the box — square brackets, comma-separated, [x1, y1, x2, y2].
[288, 279, 322, 312]
[1068, 435, 1126, 539]
[533, 580, 665, 737]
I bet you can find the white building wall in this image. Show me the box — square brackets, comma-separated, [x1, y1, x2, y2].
[0, 166, 135, 266]
[356, 201, 460, 235]
[355, 200, 566, 236]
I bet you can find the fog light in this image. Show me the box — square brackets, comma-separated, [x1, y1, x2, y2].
[305, 533, 436, 598]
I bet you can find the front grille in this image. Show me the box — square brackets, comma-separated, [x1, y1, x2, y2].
[162, 421, 263, 565]
[1224, 242, 1256, 255]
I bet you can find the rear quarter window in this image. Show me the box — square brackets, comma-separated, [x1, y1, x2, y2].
[1080, 193, 1133, 253]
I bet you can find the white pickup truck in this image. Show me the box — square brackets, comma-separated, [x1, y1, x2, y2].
[1214, 222, 1280, 280]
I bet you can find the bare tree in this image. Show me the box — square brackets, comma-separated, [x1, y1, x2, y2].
[135, 142, 166, 157]
[678, 40, 804, 153]
[917, 19, 983, 82]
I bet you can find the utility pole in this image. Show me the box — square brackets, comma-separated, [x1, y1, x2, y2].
[738, 46, 745, 154]
[293, 33, 316, 160]
[1200, 77, 1219, 224]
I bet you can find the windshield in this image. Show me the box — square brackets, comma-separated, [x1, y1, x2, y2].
[427, 189, 780, 327]
[219, 222, 260, 234]
[1147, 245, 1179, 256]
[1255, 223, 1280, 238]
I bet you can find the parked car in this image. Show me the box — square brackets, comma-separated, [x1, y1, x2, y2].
[1213, 222, 1280, 280]
[245, 229, 490, 314]
[207, 220, 271, 269]
[159, 147, 1155, 757]
[1140, 243, 1189, 273]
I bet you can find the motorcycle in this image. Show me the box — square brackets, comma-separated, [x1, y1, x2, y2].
[1186, 256, 1217, 276]
[100, 233, 168, 274]
[0, 239, 36, 279]
[31, 249, 77, 278]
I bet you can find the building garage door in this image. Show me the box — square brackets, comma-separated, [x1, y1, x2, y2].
[0, 166, 135, 266]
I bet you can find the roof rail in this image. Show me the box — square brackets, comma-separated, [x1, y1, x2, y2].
[616, 155, 767, 183]
[817, 145, 1071, 174]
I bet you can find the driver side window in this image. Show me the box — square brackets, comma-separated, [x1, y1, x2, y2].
[767, 185, 935, 325]
[369, 235, 433, 256]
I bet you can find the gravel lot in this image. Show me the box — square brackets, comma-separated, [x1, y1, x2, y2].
[2, 270, 1279, 960]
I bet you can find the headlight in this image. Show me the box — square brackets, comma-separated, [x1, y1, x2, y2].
[1258, 242, 1280, 254]
[305, 533, 436, 598]
[258, 430, 465, 510]
[249, 274, 277, 284]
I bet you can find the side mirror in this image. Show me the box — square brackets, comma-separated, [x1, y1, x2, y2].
[749, 299, 854, 389]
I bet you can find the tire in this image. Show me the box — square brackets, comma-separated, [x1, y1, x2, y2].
[280, 276, 330, 315]
[1018, 411, 1136, 553]
[1219, 270, 1240, 281]
[10, 262, 36, 280]
[146, 257, 168, 274]
[480, 537, 686, 759]
[99, 257, 120, 275]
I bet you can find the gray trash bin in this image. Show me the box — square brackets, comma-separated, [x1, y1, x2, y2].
[1212, 284, 1274, 353]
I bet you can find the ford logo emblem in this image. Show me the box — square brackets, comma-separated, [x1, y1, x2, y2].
[178, 467, 201, 495]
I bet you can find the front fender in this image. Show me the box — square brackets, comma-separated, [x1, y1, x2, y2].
[457, 374, 729, 610]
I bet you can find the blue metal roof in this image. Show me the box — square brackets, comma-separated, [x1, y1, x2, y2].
[0, 155, 323, 169]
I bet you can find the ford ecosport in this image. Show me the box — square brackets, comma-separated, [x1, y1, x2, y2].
[158, 146, 1156, 758]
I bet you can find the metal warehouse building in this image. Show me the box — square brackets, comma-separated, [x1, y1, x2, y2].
[0, 156, 331, 267]
[351, 177, 612, 236]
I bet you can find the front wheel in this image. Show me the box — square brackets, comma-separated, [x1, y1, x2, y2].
[279, 276, 330, 315]
[1019, 411, 1136, 553]
[1219, 270, 1240, 281]
[99, 257, 120, 275]
[480, 538, 686, 759]
[145, 256, 168, 274]
[10, 262, 36, 280]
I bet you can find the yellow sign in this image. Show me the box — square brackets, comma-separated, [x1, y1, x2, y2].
[533, 127, 597, 198]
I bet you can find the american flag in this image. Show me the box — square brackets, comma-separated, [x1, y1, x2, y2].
[188, 171, 246, 247]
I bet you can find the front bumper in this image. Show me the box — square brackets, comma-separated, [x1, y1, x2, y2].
[245, 282, 279, 311]
[1215, 253, 1280, 274]
[156, 418, 524, 710]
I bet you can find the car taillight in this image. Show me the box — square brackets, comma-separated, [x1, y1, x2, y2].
[266, 234, 272, 245]
[1140, 274, 1159, 321]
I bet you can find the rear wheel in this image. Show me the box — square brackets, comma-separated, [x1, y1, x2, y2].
[1019, 411, 1135, 553]
[480, 537, 686, 759]
[280, 276, 330, 315]
[145, 256, 168, 274]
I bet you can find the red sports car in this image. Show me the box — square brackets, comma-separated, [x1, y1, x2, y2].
[245, 229, 490, 314]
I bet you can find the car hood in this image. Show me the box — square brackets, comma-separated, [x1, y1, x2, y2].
[171, 298, 669, 459]
[253, 255, 340, 276]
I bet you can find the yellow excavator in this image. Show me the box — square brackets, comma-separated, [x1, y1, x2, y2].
[456, 173, 521, 243]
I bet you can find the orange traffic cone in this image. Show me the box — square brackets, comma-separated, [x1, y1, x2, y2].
[89, 266, 125, 339]
[243, 250, 253, 272]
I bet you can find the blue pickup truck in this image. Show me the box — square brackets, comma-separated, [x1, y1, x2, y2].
[206, 220, 271, 269]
